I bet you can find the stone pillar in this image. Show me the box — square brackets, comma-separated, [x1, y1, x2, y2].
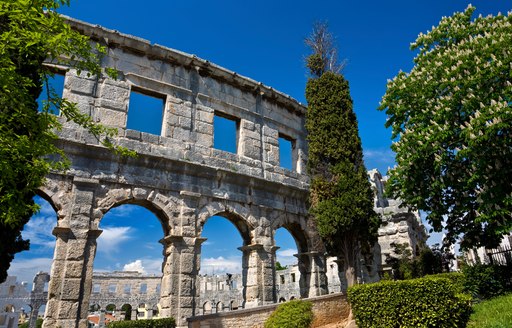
[159, 235, 204, 328]
[296, 251, 328, 298]
[28, 304, 40, 328]
[238, 244, 278, 308]
[98, 310, 105, 328]
[43, 178, 102, 328]
[131, 309, 138, 321]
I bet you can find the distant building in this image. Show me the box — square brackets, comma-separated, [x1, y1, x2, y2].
[368, 169, 429, 275]
[0, 272, 48, 328]
[464, 232, 512, 266]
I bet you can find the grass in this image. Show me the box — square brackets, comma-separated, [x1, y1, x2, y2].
[467, 293, 512, 328]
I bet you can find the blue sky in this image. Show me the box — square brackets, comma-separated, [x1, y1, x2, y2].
[7, 1, 511, 284]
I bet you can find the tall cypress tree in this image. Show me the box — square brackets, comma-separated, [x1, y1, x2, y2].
[305, 23, 380, 288]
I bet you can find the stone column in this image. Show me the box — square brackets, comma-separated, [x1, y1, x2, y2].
[296, 251, 328, 298]
[159, 235, 205, 328]
[43, 178, 102, 328]
[238, 244, 278, 308]
[131, 308, 138, 321]
[28, 304, 40, 328]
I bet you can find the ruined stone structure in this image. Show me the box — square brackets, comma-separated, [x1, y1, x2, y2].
[88, 271, 161, 321]
[368, 169, 428, 272]
[0, 273, 49, 328]
[38, 17, 328, 328]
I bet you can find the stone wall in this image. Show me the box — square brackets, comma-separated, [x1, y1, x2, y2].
[39, 17, 328, 328]
[187, 292, 349, 328]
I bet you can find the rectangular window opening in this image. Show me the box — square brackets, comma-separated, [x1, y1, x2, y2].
[280, 275, 285, 284]
[140, 283, 147, 293]
[37, 71, 65, 115]
[278, 135, 294, 170]
[213, 112, 239, 153]
[123, 284, 131, 294]
[108, 284, 116, 293]
[93, 284, 101, 293]
[127, 88, 165, 135]
[291, 273, 296, 283]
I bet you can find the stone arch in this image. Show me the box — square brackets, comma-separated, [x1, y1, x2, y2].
[197, 201, 256, 244]
[279, 297, 286, 303]
[95, 187, 178, 236]
[202, 301, 211, 315]
[216, 301, 223, 313]
[271, 213, 310, 253]
[271, 213, 327, 298]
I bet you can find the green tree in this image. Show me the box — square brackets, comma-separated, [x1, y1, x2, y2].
[379, 6, 512, 250]
[0, 0, 126, 283]
[305, 23, 380, 288]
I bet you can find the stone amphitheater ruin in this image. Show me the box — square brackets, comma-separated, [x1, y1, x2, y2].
[35, 17, 328, 328]
[4, 17, 427, 328]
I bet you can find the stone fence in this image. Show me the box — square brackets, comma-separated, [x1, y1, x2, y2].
[187, 292, 349, 328]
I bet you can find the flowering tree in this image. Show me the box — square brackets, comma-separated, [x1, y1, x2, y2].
[380, 6, 512, 249]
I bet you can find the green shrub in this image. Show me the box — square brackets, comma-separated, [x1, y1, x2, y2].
[348, 277, 472, 328]
[19, 319, 42, 328]
[425, 272, 466, 293]
[264, 299, 313, 328]
[462, 264, 512, 300]
[107, 317, 176, 328]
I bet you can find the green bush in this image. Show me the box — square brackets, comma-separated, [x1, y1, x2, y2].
[107, 318, 176, 328]
[348, 277, 472, 328]
[264, 299, 313, 328]
[19, 319, 42, 328]
[425, 272, 466, 293]
[462, 264, 512, 300]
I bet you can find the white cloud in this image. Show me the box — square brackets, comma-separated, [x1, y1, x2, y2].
[97, 226, 133, 254]
[123, 260, 145, 273]
[200, 256, 241, 275]
[141, 258, 163, 275]
[23, 214, 56, 250]
[8, 257, 53, 286]
[363, 148, 396, 173]
[277, 248, 298, 266]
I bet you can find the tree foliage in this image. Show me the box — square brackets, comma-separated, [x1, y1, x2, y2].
[379, 6, 512, 249]
[305, 23, 380, 287]
[304, 21, 345, 78]
[0, 0, 125, 283]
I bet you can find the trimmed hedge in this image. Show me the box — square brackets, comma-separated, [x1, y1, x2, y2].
[348, 277, 471, 328]
[264, 299, 313, 328]
[107, 318, 176, 328]
[425, 272, 466, 293]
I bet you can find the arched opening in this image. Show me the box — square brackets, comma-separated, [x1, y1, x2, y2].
[93, 203, 166, 321]
[7, 195, 56, 284]
[121, 304, 132, 320]
[199, 214, 250, 309]
[199, 215, 248, 274]
[274, 227, 301, 301]
[202, 302, 211, 315]
[105, 304, 116, 314]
